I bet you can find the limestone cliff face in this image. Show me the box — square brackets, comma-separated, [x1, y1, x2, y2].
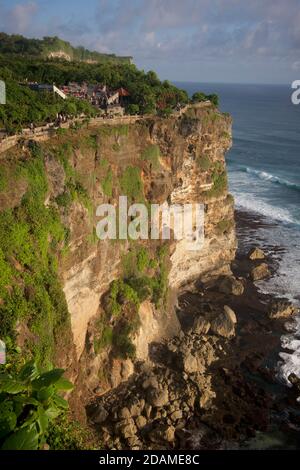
[0, 103, 235, 408]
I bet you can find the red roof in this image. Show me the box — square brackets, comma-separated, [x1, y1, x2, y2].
[117, 87, 130, 97]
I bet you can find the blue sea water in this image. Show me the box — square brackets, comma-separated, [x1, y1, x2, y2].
[176, 82, 300, 384]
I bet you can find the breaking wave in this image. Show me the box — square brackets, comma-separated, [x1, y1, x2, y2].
[242, 167, 300, 192]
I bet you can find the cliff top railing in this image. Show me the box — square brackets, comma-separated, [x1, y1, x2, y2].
[0, 102, 212, 156]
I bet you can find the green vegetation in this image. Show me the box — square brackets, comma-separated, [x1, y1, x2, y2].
[0, 75, 97, 134]
[204, 160, 227, 198]
[0, 33, 131, 64]
[0, 361, 73, 450]
[192, 91, 219, 107]
[94, 244, 169, 360]
[120, 166, 144, 202]
[196, 154, 211, 171]
[141, 144, 161, 169]
[54, 142, 92, 214]
[45, 413, 95, 450]
[0, 34, 222, 132]
[216, 219, 233, 235]
[101, 167, 113, 197]
[0, 142, 71, 367]
[221, 131, 231, 139]
[0, 39, 189, 131]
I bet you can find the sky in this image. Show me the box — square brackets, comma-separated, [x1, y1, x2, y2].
[0, 0, 299, 84]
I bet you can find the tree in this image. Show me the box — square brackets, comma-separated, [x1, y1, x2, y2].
[191, 92, 207, 103]
[126, 104, 140, 115]
[207, 93, 219, 106]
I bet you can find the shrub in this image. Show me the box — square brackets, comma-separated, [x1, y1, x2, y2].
[45, 413, 95, 450]
[0, 361, 73, 450]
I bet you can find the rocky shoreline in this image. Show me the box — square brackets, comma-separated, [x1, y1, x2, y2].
[86, 210, 300, 450]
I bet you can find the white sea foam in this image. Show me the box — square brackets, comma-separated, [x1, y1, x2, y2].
[277, 316, 300, 387]
[234, 192, 296, 225]
[244, 167, 300, 192]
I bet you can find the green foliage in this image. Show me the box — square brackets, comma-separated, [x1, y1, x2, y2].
[127, 104, 140, 115]
[141, 144, 161, 169]
[0, 361, 73, 450]
[54, 143, 92, 213]
[221, 131, 231, 140]
[120, 166, 144, 202]
[112, 322, 136, 360]
[0, 143, 71, 366]
[191, 92, 207, 103]
[206, 161, 228, 198]
[191, 91, 219, 107]
[136, 247, 150, 272]
[0, 32, 131, 64]
[0, 43, 189, 128]
[0, 78, 96, 133]
[94, 323, 114, 354]
[196, 154, 211, 171]
[216, 218, 233, 234]
[207, 93, 219, 107]
[101, 167, 113, 197]
[45, 413, 95, 450]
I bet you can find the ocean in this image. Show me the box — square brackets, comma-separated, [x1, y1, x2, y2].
[176, 82, 300, 389]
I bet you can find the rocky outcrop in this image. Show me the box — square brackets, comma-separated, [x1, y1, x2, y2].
[250, 263, 270, 281]
[218, 275, 244, 296]
[248, 247, 265, 260]
[268, 299, 299, 319]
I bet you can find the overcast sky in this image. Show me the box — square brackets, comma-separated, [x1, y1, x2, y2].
[0, 0, 299, 84]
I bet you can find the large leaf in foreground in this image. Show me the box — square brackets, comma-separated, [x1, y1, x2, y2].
[32, 369, 64, 390]
[1, 425, 39, 450]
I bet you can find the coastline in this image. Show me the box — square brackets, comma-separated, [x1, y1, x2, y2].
[87, 208, 300, 450]
[178, 208, 300, 449]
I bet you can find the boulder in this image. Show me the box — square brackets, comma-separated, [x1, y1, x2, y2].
[146, 387, 169, 407]
[135, 415, 147, 430]
[248, 247, 265, 260]
[148, 424, 175, 443]
[92, 406, 108, 424]
[116, 419, 137, 439]
[128, 398, 145, 417]
[182, 352, 199, 374]
[218, 276, 244, 296]
[224, 305, 237, 324]
[211, 311, 235, 338]
[250, 263, 270, 281]
[193, 316, 211, 334]
[118, 407, 131, 420]
[288, 373, 300, 392]
[170, 410, 183, 422]
[268, 299, 299, 319]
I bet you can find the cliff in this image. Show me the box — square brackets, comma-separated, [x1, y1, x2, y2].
[0, 33, 133, 64]
[0, 103, 235, 417]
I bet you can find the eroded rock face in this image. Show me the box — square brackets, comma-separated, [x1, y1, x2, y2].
[1, 104, 235, 411]
[58, 106, 235, 396]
